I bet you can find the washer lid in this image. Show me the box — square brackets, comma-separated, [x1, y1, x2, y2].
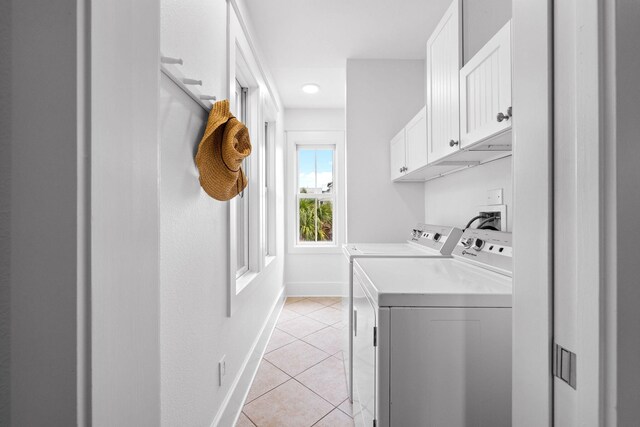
[353, 257, 512, 308]
[342, 242, 443, 259]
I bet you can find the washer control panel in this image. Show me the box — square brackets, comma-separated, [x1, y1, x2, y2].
[408, 224, 463, 256]
[453, 229, 513, 275]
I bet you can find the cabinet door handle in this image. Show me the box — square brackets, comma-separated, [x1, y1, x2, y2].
[449, 139, 459, 147]
[353, 308, 358, 336]
[497, 107, 512, 122]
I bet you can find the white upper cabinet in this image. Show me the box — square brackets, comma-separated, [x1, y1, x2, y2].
[405, 106, 428, 173]
[426, 0, 462, 163]
[389, 128, 407, 181]
[460, 21, 512, 149]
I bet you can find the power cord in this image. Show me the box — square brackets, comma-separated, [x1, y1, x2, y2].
[464, 214, 490, 231]
[476, 216, 497, 230]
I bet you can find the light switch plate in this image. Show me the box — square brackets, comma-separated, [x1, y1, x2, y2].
[487, 188, 503, 205]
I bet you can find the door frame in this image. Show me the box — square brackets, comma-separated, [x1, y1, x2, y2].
[511, 0, 554, 425]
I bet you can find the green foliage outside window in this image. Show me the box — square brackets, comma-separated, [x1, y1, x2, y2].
[299, 198, 333, 242]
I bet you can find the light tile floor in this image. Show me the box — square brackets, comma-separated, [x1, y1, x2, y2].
[237, 297, 353, 427]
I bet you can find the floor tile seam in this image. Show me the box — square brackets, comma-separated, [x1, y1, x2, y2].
[263, 335, 298, 355]
[264, 341, 332, 377]
[242, 359, 293, 405]
[278, 323, 333, 340]
[305, 314, 343, 327]
[241, 411, 258, 427]
[310, 408, 335, 427]
[336, 398, 353, 419]
[297, 328, 340, 354]
[289, 352, 334, 379]
[290, 376, 342, 412]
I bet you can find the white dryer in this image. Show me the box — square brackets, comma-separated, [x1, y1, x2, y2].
[351, 228, 513, 427]
[342, 224, 463, 401]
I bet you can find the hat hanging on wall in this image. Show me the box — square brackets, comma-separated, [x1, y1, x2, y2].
[195, 99, 252, 201]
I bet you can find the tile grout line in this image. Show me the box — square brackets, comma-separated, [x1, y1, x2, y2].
[241, 411, 258, 427]
[290, 376, 343, 418]
[242, 360, 292, 406]
[241, 298, 348, 426]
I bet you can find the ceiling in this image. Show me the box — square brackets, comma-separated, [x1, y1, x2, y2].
[244, 0, 452, 109]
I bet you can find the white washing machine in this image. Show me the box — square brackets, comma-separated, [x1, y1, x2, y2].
[351, 228, 513, 427]
[342, 224, 463, 401]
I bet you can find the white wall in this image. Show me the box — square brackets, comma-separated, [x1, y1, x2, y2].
[284, 108, 349, 296]
[346, 59, 426, 243]
[463, 0, 512, 64]
[424, 157, 513, 231]
[91, 0, 161, 425]
[161, 0, 227, 104]
[159, 2, 286, 426]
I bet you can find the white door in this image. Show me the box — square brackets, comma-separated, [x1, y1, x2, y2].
[426, 0, 461, 162]
[405, 106, 428, 172]
[459, 21, 512, 149]
[389, 129, 406, 181]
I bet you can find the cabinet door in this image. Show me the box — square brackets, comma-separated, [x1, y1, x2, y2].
[460, 21, 512, 148]
[426, 0, 461, 162]
[405, 106, 428, 172]
[389, 129, 406, 181]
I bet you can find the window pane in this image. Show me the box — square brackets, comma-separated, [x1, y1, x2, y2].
[298, 149, 316, 193]
[297, 148, 334, 194]
[298, 197, 334, 243]
[236, 192, 246, 272]
[315, 149, 334, 193]
[298, 198, 316, 242]
[317, 199, 333, 241]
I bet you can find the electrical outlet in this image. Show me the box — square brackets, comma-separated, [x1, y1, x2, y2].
[218, 355, 226, 386]
[478, 205, 507, 231]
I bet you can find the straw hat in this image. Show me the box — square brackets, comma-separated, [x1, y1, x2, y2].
[195, 100, 252, 201]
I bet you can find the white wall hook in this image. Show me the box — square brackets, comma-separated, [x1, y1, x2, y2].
[160, 56, 183, 65]
[182, 78, 203, 86]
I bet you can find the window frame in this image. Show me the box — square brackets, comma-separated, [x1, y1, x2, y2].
[227, 7, 280, 317]
[234, 79, 250, 279]
[262, 120, 277, 261]
[286, 131, 345, 254]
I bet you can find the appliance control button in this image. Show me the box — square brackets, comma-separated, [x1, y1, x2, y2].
[473, 238, 485, 251]
[433, 233, 441, 242]
[462, 237, 474, 248]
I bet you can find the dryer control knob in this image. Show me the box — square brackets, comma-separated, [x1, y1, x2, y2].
[473, 238, 485, 251]
[433, 233, 441, 242]
[462, 237, 474, 248]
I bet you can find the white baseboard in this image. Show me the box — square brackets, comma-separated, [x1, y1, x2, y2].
[212, 287, 286, 427]
[285, 281, 348, 297]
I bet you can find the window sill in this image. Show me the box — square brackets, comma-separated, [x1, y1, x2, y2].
[235, 255, 278, 296]
[288, 245, 343, 255]
[236, 270, 259, 295]
[264, 255, 276, 268]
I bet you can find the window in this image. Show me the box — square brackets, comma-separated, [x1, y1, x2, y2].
[296, 147, 335, 245]
[263, 121, 271, 257]
[235, 79, 250, 279]
[286, 131, 344, 254]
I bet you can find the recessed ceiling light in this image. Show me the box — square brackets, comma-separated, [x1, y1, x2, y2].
[302, 83, 320, 94]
